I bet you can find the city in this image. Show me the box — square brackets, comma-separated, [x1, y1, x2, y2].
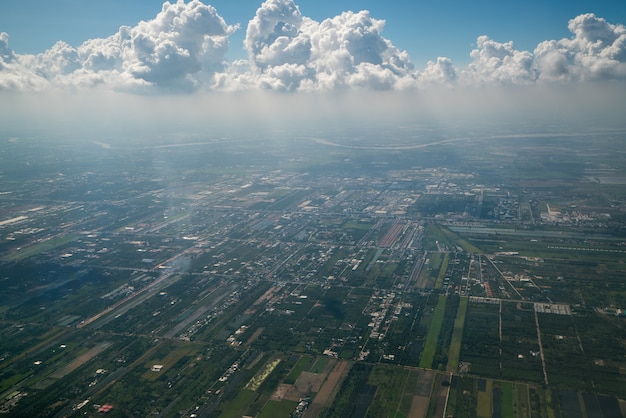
[0, 125, 624, 417]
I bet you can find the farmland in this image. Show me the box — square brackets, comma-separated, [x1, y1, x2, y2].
[0, 129, 625, 416]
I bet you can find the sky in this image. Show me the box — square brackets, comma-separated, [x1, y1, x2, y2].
[1, 0, 626, 135]
[0, 0, 626, 64]
[2, 0, 626, 65]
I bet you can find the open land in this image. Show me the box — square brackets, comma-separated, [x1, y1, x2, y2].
[0, 125, 625, 416]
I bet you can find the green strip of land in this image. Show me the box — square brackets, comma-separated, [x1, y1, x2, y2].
[446, 296, 468, 372]
[1, 233, 78, 262]
[434, 253, 450, 289]
[419, 294, 447, 368]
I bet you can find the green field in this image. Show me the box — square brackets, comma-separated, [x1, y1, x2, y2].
[501, 381, 514, 418]
[446, 296, 468, 371]
[310, 357, 330, 374]
[424, 224, 483, 254]
[218, 389, 258, 418]
[477, 379, 492, 418]
[513, 383, 531, 418]
[434, 253, 449, 289]
[1, 233, 78, 262]
[367, 365, 410, 417]
[142, 343, 199, 381]
[419, 294, 447, 368]
[258, 400, 299, 418]
[284, 355, 312, 384]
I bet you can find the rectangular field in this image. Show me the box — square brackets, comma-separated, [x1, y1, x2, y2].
[447, 296, 468, 371]
[419, 294, 447, 368]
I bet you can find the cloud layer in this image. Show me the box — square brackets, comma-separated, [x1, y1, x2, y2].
[1, 0, 236, 92]
[1, 0, 626, 93]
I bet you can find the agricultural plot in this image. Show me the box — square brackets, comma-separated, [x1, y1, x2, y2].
[216, 354, 347, 418]
[460, 297, 626, 402]
[419, 294, 447, 369]
[447, 296, 468, 372]
[500, 302, 544, 383]
[434, 252, 449, 289]
[447, 376, 539, 418]
[323, 363, 452, 418]
[539, 311, 626, 397]
[423, 224, 482, 254]
[415, 252, 445, 289]
[87, 341, 242, 417]
[460, 301, 501, 378]
[463, 234, 626, 306]
[0, 233, 79, 263]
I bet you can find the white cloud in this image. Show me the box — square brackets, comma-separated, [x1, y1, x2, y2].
[0, 32, 16, 64]
[244, 0, 310, 70]
[460, 36, 536, 85]
[418, 57, 457, 86]
[0, 33, 49, 91]
[535, 13, 626, 81]
[0, 0, 237, 92]
[1, 2, 626, 93]
[230, 0, 417, 91]
[123, 0, 236, 90]
[308, 10, 416, 90]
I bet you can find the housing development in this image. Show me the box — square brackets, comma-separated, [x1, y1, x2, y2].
[0, 126, 625, 417]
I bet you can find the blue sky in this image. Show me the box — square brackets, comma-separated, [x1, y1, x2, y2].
[3, 0, 626, 66]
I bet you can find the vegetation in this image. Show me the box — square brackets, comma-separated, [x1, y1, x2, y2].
[1, 132, 625, 416]
[245, 359, 282, 391]
[447, 296, 468, 371]
[419, 294, 447, 368]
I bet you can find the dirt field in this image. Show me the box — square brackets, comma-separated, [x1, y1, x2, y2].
[296, 371, 325, 391]
[253, 286, 280, 306]
[404, 369, 436, 418]
[409, 395, 431, 418]
[304, 360, 350, 418]
[245, 327, 264, 346]
[272, 364, 337, 402]
[431, 375, 450, 418]
[414, 370, 435, 397]
[34, 342, 112, 389]
[270, 383, 292, 401]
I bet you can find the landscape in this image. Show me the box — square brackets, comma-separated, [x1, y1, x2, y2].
[0, 121, 624, 417]
[2, 0, 626, 417]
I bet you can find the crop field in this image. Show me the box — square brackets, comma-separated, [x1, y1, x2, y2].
[447, 377, 540, 418]
[215, 354, 348, 418]
[434, 252, 449, 289]
[419, 294, 447, 368]
[323, 363, 447, 418]
[447, 296, 468, 372]
[0, 233, 79, 262]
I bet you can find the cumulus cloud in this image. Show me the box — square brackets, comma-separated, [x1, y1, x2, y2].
[1, 1, 626, 93]
[233, 0, 417, 91]
[418, 57, 457, 86]
[0, 0, 237, 92]
[535, 13, 626, 81]
[123, 0, 236, 90]
[460, 36, 536, 85]
[0, 32, 16, 64]
[0, 33, 50, 90]
[244, 0, 310, 69]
